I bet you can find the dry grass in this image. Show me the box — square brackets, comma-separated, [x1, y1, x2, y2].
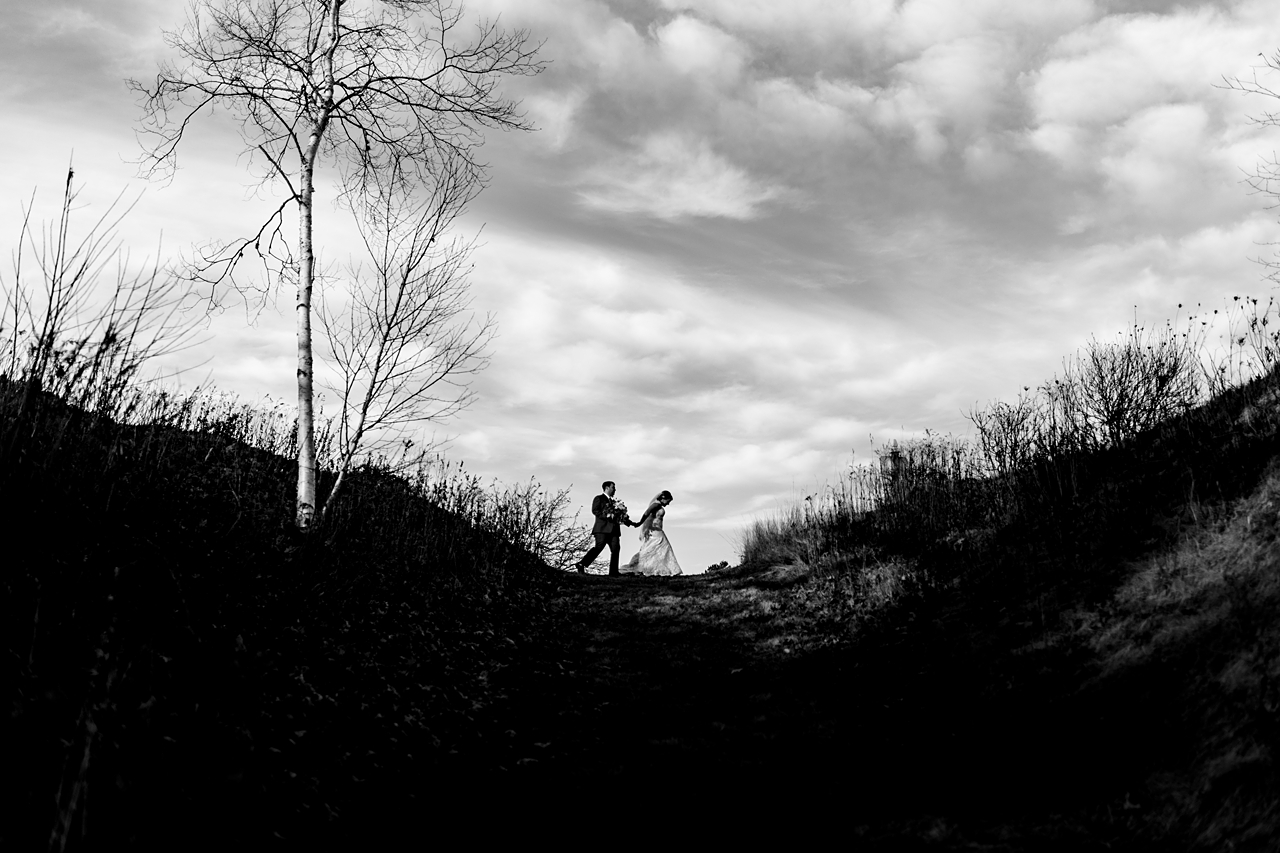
[1, 376, 591, 848]
[1077, 465, 1280, 846]
[732, 306, 1280, 849]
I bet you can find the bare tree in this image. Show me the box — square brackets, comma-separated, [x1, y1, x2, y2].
[318, 154, 492, 518]
[130, 0, 541, 528]
[967, 391, 1038, 477]
[1066, 322, 1202, 449]
[1224, 51, 1280, 285]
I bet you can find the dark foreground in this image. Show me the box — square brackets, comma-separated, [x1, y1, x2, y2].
[445, 567, 1159, 848]
[23, 543, 1280, 850]
[266, 554, 1260, 851]
[8, 375, 1280, 848]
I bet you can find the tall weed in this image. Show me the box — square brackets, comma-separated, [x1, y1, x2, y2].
[743, 301, 1280, 622]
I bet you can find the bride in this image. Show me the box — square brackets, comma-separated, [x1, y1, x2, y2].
[620, 490, 683, 576]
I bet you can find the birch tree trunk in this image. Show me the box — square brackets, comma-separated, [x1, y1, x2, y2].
[296, 163, 318, 528]
[294, 1, 341, 529]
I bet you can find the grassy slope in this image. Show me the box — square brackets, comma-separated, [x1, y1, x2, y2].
[0, 386, 561, 848]
[468, 376, 1280, 848]
[4, 369, 1279, 847]
[469, 471, 1277, 848]
[1088, 462, 1280, 847]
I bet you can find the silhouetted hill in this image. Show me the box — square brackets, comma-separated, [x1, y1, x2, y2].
[4, 365, 1280, 848]
[0, 380, 563, 848]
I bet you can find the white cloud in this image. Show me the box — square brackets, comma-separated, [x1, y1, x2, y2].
[1025, 6, 1276, 160]
[1099, 104, 1213, 209]
[963, 135, 1015, 180]
[524, 89, 587, 151]
[576, 133, 781, 220]
[655, 15, 747, 84]
[893, 0, 1095, 51]
[671, 442, 830, 492]
[10, 0, 1280, 576]
[452, 430, 493, 462]
[656, 0, 897, 49]
[869, 82, 949, 161]
[895, 35, 1012, 135]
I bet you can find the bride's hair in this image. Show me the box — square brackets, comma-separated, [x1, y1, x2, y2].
[642, 490, 673, 522]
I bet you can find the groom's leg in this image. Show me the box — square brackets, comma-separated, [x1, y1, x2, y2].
[606, 534, 621, 576]
[576, 534, 609, 571]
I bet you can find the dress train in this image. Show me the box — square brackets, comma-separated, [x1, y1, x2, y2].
[621, 528, 683, 576]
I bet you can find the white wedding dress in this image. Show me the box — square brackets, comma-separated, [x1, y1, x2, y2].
[621, 503, 683, 576]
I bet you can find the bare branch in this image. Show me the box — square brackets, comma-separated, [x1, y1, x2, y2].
[1221, 49, 1280, 284]
[318, 152, 491, 518]
[130, 0, 540, 528]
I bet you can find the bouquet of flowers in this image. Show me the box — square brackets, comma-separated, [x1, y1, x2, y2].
[607, 498, 629, 523]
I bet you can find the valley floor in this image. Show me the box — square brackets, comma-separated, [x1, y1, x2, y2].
[402, 564, 1180, 849]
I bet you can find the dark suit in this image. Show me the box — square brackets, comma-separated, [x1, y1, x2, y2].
[578, 493, 629, 574]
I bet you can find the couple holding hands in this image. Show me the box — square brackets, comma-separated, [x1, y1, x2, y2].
[573, 481, 683, 577]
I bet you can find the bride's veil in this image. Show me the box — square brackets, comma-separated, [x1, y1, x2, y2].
[639, 493, 664, 536]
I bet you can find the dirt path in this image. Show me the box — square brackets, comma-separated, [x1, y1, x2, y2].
[493, 565, 838, 783]
[432, 564, 1152, 847]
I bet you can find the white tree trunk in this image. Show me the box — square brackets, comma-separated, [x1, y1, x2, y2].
[295, 1, 341, 530]
[296, 168, 317, 529]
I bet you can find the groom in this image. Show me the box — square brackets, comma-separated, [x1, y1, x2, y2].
[573, 481, 637, 576]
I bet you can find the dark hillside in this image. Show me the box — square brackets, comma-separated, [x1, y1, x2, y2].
[4, 366, 1280, 847]
[0, 381, 567, 848]
[450, 368, 1280, 848]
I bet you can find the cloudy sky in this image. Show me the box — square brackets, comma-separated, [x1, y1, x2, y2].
[5, 0, 1280, 573]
